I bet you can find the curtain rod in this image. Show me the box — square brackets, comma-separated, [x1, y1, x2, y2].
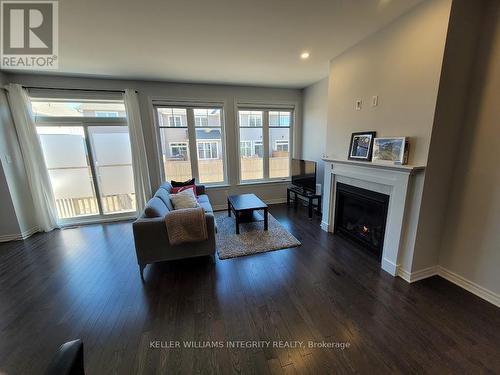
[23, 86, 138, 93]
[0, 85, 138, 93]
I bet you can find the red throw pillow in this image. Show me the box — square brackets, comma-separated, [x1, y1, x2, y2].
[171, 184, 197, 196]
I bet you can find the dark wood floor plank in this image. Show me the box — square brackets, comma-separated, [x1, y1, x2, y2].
[0, 204, 499, 374]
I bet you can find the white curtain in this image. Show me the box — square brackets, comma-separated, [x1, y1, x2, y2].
[6, 84, 58, 232]
[123, 89, 152, 212]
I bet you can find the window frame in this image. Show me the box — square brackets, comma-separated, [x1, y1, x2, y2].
[237, 107, 294, 183]
[153, 104, 227, 186]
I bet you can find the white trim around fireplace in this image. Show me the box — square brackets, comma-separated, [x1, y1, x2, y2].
[321, 159, 425, 277]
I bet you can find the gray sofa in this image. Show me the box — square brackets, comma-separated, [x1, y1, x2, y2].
[132, 182, 216, 279]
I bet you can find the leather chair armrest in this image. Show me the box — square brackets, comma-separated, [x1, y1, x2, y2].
[44, 339, 84, 375]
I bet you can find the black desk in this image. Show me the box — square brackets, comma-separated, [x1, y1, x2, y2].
[287, 186, 321, 218]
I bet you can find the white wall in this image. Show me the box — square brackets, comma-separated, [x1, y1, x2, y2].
[439, 0, 500, 296]
[325, 0, 452, 166]
[3, 74, 302, 209]
[410, 0, 484, 271]
[301, 78, 328, 193]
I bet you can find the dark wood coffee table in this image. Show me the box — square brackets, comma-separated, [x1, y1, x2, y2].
[227, 194, 268, 234]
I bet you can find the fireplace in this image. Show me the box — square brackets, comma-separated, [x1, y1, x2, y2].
[334, 182, 389, 260]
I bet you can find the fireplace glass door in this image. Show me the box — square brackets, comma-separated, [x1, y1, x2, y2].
[334, 183, 389, 259]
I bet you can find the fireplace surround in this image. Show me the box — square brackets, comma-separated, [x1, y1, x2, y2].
[321, 159, 425, 277]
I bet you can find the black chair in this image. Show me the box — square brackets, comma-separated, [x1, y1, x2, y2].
[44, 339, 85, 375]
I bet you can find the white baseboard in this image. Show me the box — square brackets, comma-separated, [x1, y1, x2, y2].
[396, 264, 499, 308]
[320, 221, 330, 232]
[438, 266, 500, 308]
[0, 226, 39, 242]
[397, 265, 438, 283]
[396, 267, 411, 282]
[212, 198, 287, 212]
[381, 257, 397, 276]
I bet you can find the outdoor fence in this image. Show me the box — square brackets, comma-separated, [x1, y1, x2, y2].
[163, 157, 289, 182]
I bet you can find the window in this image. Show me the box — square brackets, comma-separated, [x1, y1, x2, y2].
[169, 142, 189, 159]
[253, 141, 263, 157]
[249, 114, 262, 127]
[240, 141, 252, 157]
[269, 111, 292, 178]
[197, 141, 218, 160]
[157, 108, 187, 127]
[238, 109, 292, 181]
[31, 100, 126, 117]
[269, 111, 291, 127]
[169, 115, 182, 127]
[238, 110, 263, 180]
[95, 111, 119, 118]
[156, 106, 225, 184]
[157, 108, 191, 182]
[239, 110, 263, 127]
[31, 98, 136, 222]
[195, 116, 208, 127]
[275, 140, 289, 152]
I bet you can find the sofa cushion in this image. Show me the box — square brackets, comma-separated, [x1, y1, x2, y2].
[197, 194, 210, 204]
[171, 178, 195, 187]
[170, 189, 199, 210]
[159, 181, 173, 193]
[144, 197, 169, 218]
[171, 185, 197, 196]
[154, 188, 174, 210]
[197, 195, 213, 213]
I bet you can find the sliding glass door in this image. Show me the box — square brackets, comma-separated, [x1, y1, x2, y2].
[32, 99, 136, 223]
[37, 126, 100, 219]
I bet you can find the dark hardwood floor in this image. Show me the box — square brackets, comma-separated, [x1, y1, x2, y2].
[1, 204, 499, 374]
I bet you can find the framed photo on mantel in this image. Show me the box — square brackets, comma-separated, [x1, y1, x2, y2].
[348, 131, 376, 161]
[372, 137, 409, 165]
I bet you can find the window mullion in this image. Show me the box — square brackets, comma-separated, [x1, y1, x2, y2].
[186, 108, 199, 181]
[263, 111, 270, 180]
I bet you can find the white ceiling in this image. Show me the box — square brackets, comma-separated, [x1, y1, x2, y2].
[5, 0, 425, 88]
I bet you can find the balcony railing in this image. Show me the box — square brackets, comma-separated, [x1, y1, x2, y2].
[48, 164, 136, 219]
[55, 193, 136, 219]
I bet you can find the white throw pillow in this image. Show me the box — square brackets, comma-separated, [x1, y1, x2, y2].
[169, 188, 199, 210]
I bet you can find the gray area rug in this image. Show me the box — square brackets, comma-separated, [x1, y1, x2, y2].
[215, 212, 301, 259]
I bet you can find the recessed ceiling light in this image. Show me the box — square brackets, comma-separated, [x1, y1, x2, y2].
[300, 52, 310, 59]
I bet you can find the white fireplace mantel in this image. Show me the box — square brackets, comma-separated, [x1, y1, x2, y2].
[321, 158, 425, 276]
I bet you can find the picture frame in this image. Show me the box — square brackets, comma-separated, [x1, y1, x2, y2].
[348, 131, 376, 161]
[372, 137, 409, 165]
